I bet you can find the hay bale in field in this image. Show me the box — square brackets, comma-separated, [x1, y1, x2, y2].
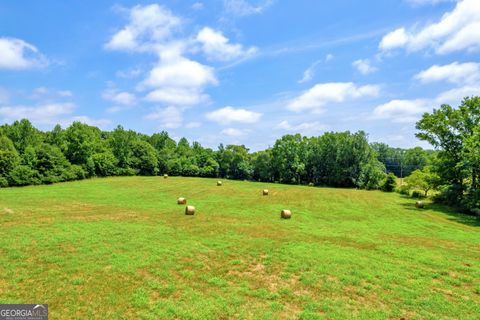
[177, 197, 186, 205]
[263, 189, 269, 196]
[164, 174, 168, 179]
[217, 181, 222, 186]
[281, 209, 291, 219]
[415, 201, 424, 209]
[308, 182, 314, 187]
[185, 205, 195, 215]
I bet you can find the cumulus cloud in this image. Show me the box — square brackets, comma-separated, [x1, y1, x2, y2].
[371, 83, 479, 124]
[352, 59, 378, 75]
[144, 106, 183, 129]
[288, 82, 380, 113]
[379, 0, 480, 54]
[372, 99, 431, 123]
[196, 27, 257, 61]
[105, 4, 181, 52]
[102, 88, 137, 106]
[220, 128, 248, 137]
[414, 61, 480, 84]
[435, 85, 480, 105]
[0, 37, 47, 69]
[106, 4, 255, 109]
[141, 53, 217, 106]
[205, 106, 262, 124]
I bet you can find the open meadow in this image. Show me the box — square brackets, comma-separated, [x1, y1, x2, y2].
[0, 176, 479, 319]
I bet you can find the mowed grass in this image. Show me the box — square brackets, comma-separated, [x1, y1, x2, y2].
[0, 177, 479, 319]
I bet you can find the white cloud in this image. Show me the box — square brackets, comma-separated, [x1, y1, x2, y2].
[379, 28, 409, 51]
[220, 128, 247, 137]
[105, 4, 181, 52]
[205, 106, 262, 124]
[325, 54, 334, 62]
[380, 0, 480, 54]
[102, 88, 136, 106]
[298, 60, 321, 83]
[0, 37, 47, 69]
[288, 82, 380, 113]
[141, 53, 217, 106]
[415, 61, 480, 84]
[372, 99, 431, 123]
[435, 85, 480, 104]
[276, 120, 327, 134]
[223, 0, 274, 16]
[353, 59, 378, 75]
[144, 106, 182, 129]
[196, 27, 257, 61]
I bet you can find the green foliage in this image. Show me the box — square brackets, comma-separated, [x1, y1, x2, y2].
[92, 151, 118, 176]
[130, 140, 159, 176]
[404, 168, 440, 197]
[8, 165, 40, 186]
[416, 96, 480, 212]
[0, 135, 20, 177]
[411, 190, 424, 199]
[0, 176, 8, 188]
[380, 173, 397, 192]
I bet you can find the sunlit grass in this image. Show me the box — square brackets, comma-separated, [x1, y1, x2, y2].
[0, 176, 479, 319]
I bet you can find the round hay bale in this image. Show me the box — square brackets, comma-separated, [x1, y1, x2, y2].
[263, 189, 269, 196]
[217, 181, 222, 186]
[415, 201, 424, 209]
[281, 209, 291, 219]
[163, 174, 168, 179]
[177, 197, 186, 205]
[308, 182, 314, 187]
[185, 205, 195, 215]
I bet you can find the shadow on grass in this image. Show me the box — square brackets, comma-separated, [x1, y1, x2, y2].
[399, 196, 480, 227]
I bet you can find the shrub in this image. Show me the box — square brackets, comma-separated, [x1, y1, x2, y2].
[396, 184, 410, 196]
[0, 176, 8, 188]
[92, 151, 118, 176]
[411, 190, 424, 198]
[380, 173, 397, 192]
[8, 165, 40, 186]
[62, 165, 86, 181]
[118, 167, 139, 176]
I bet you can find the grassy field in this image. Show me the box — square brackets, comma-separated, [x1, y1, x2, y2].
[0, 177, 479, 319]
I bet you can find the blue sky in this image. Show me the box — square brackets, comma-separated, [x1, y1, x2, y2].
[1, 0, 479, 150]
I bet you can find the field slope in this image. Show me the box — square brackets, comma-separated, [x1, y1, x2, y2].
[0, 177, 479, 319]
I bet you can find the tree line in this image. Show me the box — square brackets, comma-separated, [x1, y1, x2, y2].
[0, 96, 478, 215]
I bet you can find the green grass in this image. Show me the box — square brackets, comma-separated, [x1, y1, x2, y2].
[0, 176, 479, 319]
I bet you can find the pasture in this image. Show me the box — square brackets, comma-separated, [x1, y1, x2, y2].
[0, 177, 479, 319]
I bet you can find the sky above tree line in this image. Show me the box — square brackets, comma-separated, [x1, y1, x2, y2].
[1, 0, 479, 150]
